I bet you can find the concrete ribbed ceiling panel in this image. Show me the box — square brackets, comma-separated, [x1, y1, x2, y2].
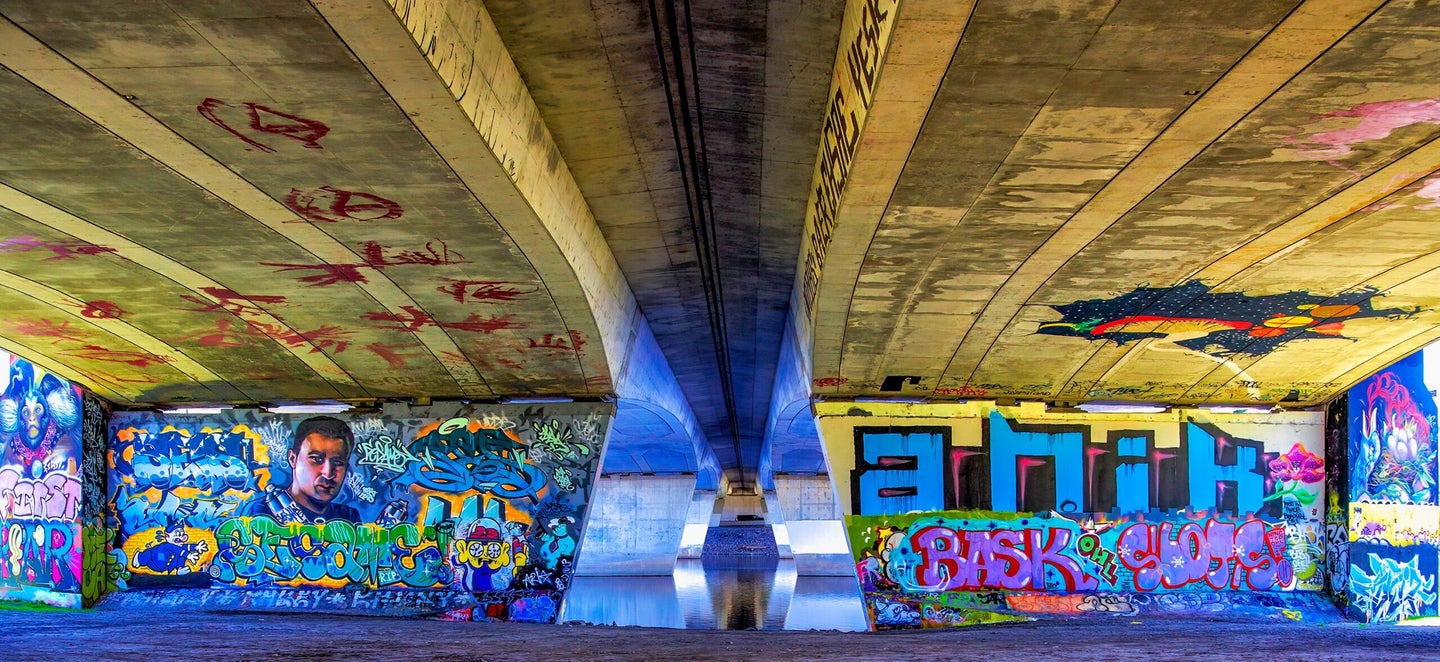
[482, 0, 841, 486]
[0, 0, 608, 404]
[813, 0, 1440, 408]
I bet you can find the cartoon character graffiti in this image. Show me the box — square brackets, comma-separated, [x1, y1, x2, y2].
[453, 519, 528, 591]
[0, 361, 81, 474]
[133, 523, 210, 575]
[1353, 370, 1436, 504]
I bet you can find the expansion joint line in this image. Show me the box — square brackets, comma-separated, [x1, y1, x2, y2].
[647, 0, 746, 488]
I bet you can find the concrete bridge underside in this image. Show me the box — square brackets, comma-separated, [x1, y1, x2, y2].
[2, 0, 1440, 499]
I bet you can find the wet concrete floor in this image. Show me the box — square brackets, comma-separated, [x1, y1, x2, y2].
[3, 607, 1438, 661]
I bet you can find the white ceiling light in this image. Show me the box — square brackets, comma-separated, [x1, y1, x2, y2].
[264, 402, 352, 414]
[498, 396, 574, 404]
[1203, 405, 1274, 414]
[1076, 402, 1167, 414]
[161, 405, 233, 415]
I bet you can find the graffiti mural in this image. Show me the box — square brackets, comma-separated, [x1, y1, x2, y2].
[834, 403, 1327, 629]
[0, 352, 85, 607]
[1036, 280, 1417, 358]
[107, 405, 607, 622]
[1348, 355, 1436, 505]
[1345, 348, 1440, 622]
[1348, 542, 1438, 622]
[852, 412, 1323, 521]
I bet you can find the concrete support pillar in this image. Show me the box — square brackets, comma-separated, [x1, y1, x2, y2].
[772, 475, 854, 575]
[575, 475, 696, 575]
[677, 489, 718, 559]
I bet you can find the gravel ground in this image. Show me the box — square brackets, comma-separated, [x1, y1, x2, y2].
[4, 607, 1440, 661]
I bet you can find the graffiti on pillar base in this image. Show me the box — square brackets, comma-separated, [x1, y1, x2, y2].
[1348, 543, 1439, 622]
[108, 406, 607, 622]
[0, 353, 84, 607]
[852, 510, 1307, 597]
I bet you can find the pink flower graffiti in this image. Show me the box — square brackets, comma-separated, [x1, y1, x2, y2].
[1268, 444, 1324, 484]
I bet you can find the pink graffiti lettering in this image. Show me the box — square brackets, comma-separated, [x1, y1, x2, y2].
[812, 377, 848, 388]
[0, 235, 117, 261]
[1294, 98, 1440, 161]
[1118, 519, 1289, 591]
[197, 98, 329, 152]
[363, 306, 526, 334]
[932, 386, 988, 397]
[59, 344, 169, 368]
[437, 279, 536, 304]
[179, 319, 254, 349]
[260, 262, 370, 287]
[363, 342, 427, 370]
[285, 186, 402, 224]
[524, 331, 585, 357]
[1415, 177, 1440, 209]
[78, 300, 125, 320]
[912, 525, 1095, 592]
[0, 468, 82, 521]
[7, 319, 89, 345]
[181, 287, 287, 317]
[360, 240, 465, 268]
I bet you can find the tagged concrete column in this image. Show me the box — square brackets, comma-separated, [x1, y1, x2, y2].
[772, 474, 854, 575]
[575, 475, 697, 575]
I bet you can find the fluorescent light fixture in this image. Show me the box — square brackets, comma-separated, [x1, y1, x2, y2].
[499, 396, 574, 404]
[162, 405, 233, 415]
[265, 402, 352, 414]
[1203, 405, 1273, 414]
[1076, 402, 1167, 414]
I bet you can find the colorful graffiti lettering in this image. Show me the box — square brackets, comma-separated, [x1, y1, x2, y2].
[1036, 280, 1417, 359]
[852, 413, 1307, 519]
[1349, 548, 1438, 622]
[81, 523, 129, 607]
[0, 519, 80, 593]
[356, 431, 418, 473]
[399, 420, 546, 498]
[209, 516, 449, 588]
[0, 468, 82, 520]
[853, 510, 1307, 598]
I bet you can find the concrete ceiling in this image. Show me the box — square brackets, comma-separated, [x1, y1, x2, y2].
[2, 0, 1440, 486]
[808, 0, 1440, 409]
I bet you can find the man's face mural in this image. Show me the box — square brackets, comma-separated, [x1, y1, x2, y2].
[288, 432, 348, 511]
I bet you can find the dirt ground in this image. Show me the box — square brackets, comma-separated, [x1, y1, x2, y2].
[3, 606, 1439, 661]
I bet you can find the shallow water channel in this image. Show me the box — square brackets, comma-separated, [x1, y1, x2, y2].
[561, 558, 870, 631]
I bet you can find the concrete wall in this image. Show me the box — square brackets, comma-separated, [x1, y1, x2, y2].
[575, 475, 695, 576]
[104, 403, 611, 622]
[677, 489, 717, 559]
[815, 400, 1327, 629]
[1346, 349, 1440, 622]
[0, 352, 86, 608]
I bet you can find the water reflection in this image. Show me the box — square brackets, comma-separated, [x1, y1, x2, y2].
[563, 559, 869, 631]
